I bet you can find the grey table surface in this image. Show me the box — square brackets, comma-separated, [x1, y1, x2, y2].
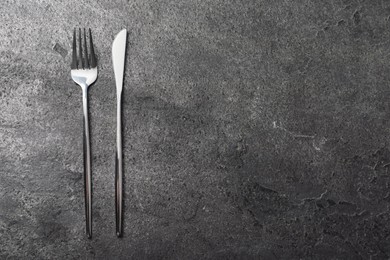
[1, 0, 390, 259]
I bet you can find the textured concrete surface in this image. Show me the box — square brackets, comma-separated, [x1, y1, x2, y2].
[1, 0, 390, 259]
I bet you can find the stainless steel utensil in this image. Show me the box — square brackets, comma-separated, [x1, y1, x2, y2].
[112, 29, 127, 237]
[70, 28, 98, 239]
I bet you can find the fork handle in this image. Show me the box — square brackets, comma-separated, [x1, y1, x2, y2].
[115, 94, 123, 237]
[82, 87, 92, 239]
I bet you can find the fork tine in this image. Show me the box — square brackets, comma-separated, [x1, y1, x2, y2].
[71, 28, 78, 69]
[83, 29, 90, 69]
[89, 29, 97, 68]
[79, 28, 84, 69]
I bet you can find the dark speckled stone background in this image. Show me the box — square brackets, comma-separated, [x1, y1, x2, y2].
[1, 0, 390, 259]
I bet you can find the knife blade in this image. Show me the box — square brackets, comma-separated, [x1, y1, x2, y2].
[112, 29, 127, 238]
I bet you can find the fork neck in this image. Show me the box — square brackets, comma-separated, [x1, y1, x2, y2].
[80, 83, 88, 93]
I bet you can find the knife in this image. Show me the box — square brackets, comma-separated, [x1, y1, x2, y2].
[112, 29, 127, 237]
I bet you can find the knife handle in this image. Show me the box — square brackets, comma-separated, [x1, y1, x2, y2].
[115, 96, 123, 237]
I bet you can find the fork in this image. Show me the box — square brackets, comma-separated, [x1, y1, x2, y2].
[70, 28, 97, 239]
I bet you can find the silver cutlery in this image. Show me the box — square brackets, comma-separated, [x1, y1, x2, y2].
[112, 29, 127, 237]
[70, 28, 98, 239]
